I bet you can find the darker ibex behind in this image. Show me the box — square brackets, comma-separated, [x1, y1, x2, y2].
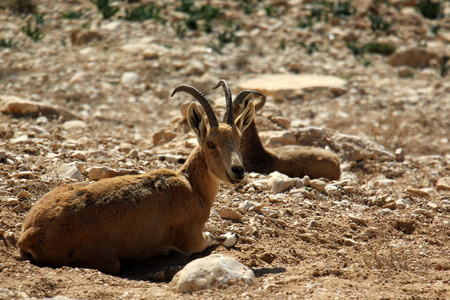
[222, 89, 341, 180]
[18, 80, 255, 275]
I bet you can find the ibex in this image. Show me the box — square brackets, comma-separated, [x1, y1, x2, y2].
[18, 80, 255, 275]
[221, 88, 341, 180]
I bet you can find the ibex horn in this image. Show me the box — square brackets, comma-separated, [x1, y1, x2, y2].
[212, 79, 234, 126]
[171, 85, 219, 128]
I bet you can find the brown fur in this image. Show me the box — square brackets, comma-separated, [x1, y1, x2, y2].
[18, 93, 255, 275]
[232, 95, 341, 180]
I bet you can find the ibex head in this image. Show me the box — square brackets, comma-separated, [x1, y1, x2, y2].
[171, 80, 255, 185]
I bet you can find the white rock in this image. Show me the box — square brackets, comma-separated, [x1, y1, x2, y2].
[267, 171, 296, 193]
[169, 254, 258, 293]
[121, 72, 140, 87]
[310, 179, 326, 191]
[62, 120, 88, 131]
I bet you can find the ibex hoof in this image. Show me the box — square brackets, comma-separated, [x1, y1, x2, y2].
[219, 232, 239, 248]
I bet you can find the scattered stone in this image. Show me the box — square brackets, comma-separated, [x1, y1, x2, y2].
[237, 74, 346, 99]
[343, 238, 357, 246]
[412, 208, 433, 218]
[121, 71, 141, 87]
[153, 130, 177, 145]
[267, 171, 296, 193]
[395, 198, 407, 209]
[13, 171, 36, 179]
[302, 175, 311, 186]
[169, 254, 258, 293]
[306, 283, 323, 294]
[88, 166, 139, 181]
[388, 47, 441, 68]
[395, 148, 405, 162]
[364, 227, 378, 238]
[0, 95, 76, 119]
[156, 154, 186, 164]
[406, 188, 431, 199]
[310, 179, 326, 191]
[334, 133, 395, 162]
[6, 198, 19, 206]
[348, 214, 367, 224]
[270, 116, 291, 129]
[436, 177, 450, 191]
[62, 120, 88, 131]
[325, 184, 340, 196]
[17, 190, 32, 199]
[49, 162, 84, 182]
[71, 150, 88, 161]
[71, 29, 102, 45]
[219, 209, 243, 222]
[374, 178, 397, 188]
[3, 231, 16, 247]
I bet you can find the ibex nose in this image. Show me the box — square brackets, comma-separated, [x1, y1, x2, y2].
[231, 165, 245, 179]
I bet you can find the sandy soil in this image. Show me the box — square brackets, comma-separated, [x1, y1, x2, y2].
[1, 0, 449, 299]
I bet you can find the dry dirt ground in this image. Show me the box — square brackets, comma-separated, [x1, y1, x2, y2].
[1, 0, 450, 299]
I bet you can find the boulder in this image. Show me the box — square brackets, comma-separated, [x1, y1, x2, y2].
[169, 254, 258, 293]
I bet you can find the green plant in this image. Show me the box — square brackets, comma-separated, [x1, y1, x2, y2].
[235, 0, 258, 15]
[347, 42, 365, 56]
[176, 0, 221, 33]
[7, 0, 37, 13]
[208, 30, 237, 55]
[440, 55, 449, 77]
[0, 38, 18, 48]
[364, 42, 396, 55]
[307, 42, 318, 55]
[429, 25, 440, 35]
[369, 13, 394, 31]
[123, 4, 165, 23]
[333, 1, 355, 17]
[33, 12, 45, 25]
[90, 0, 119, 19]
[264, 4, 278, 17]
[417, 0, 442, 19]
[21, 22, 44, 42]
[62, 10, 84, 19]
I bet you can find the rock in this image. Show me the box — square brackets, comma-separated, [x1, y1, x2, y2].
[343, 238, 357, 246]
[88, 166, 139, 181]
[412, 209, 433, 218]
[395, 198, 407, 209]
[325, 184, 340, 196]
[70, 29, 102, 46]
[436, 177, 450, 191]
[219, 209, 243, 222]
[374, 178, 397, 187]
[395, 148, 405, 162]
[0, 95, 75, 119]
[334, 133, 395, 162]
[270, 116, 291, 129]
[62, 120, 88, 131]
[406, 188, 431, 199]
[388, 47, 441, 68]
[237, 74, 347, 99]
[71, 150, 88, 161]
[17, 190, 32, 199]
[50, 162, 83, 182]
[260, 131, 297, 147]
[121, 72, 140, 87]
[153, 130, 177, 145]
[169, 254, 258, 293]
[302, 175, 311, 186]
[310, 179, 326, 191]
[267, 171, 296, 193]
[348, 214, 367, 224]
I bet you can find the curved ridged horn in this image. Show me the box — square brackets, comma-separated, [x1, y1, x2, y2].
[234, 90, 266, 107]
[212, 79, 233, 126]
[171, 84, 218, 127]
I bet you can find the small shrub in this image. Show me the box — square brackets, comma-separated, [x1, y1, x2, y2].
[62, 10, 84, 20]
[33, 12, 45, 25]
[123, 4, 165, 23]
[0, 38, 18, 48]
[176, 0, 221, 33]
[417, 0, 442, 19]
[90, 0, 119, 19]
[429, 25, 440, 35]
[333, 1, 355, 17]
[235, 0, 258, 15]
[7, 0, 37, 14]
[369, 13, 394, 32]
[21, 22, 44, 42]
[440, 55, 449, 77]
[364, 42, 396, 56]
[208, 30, 237, 55]
[347, 42, 365, 56]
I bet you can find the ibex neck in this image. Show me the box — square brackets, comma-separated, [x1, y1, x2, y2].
[242, 120, 273, 159]
[179, 147, 220, 206]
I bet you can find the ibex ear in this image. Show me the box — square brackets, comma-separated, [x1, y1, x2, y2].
[187, 103, 207, 142]
[235, 101, 255, 133]
[241, 93, 265, 113]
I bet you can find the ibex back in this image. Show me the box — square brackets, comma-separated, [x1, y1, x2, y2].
[221, 89, 341, 180]
[18, 80, 255, 275]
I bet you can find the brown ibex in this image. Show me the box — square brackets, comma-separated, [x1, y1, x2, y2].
[221, 88, 341, 180]
[18, 80, 255, 275]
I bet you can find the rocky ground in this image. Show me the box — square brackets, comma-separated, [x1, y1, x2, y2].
[0, 0, 449, 299]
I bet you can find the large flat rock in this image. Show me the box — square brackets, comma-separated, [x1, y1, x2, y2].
[237, 74, 347, 96]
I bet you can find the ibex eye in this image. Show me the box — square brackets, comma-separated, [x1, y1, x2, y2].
[206, 142, 216, 149]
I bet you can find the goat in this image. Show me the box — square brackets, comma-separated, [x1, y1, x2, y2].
[221, 89, 341, 180]
[18, 80, 255, 275]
